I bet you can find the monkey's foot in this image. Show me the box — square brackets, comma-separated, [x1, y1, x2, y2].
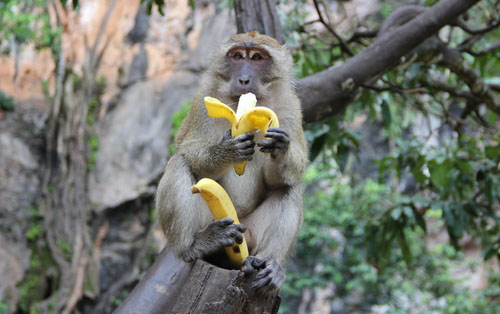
[241, 256, 285, 295]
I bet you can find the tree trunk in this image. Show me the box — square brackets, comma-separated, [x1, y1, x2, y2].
[234, 0, 284, 44]
[113, 247, 280, 314]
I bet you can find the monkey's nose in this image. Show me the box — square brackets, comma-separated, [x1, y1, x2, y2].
[239, 78, 250, 86]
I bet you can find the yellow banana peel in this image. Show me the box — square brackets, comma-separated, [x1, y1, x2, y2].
[191, 178, 249, 267]
[204, 93, 279, 175]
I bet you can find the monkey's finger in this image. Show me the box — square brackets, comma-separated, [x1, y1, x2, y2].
[252, 276, 272, 290]
[264, 132, 289, 143]
[235, 224, 247, 233]
[241, 260, 256, 274]
[218, 217, 234, 226]
[259, 147, 281, 154]
[251, 258, 266, 269]
[267, 128, 288, 135]
[256, 139, 275, 148]
[231, 231, 243, 244]
[235, 132, 254, 141]
[236, 141, 256, 149]
[256, 267, 272, 279]
[239, 148, 255, 156]
[220, 238, 235, 247]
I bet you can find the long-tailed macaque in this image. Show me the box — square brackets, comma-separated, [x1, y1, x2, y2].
[156, 31, 308, 294]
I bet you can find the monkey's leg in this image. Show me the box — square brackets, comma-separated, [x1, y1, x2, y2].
[240, 185, 303, 294]
[156, 155, 246, 263]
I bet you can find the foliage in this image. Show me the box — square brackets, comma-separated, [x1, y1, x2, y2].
[281, 161, 500, 313]
[140, 0, 166, 15]
[169, 101, 191, 155]
[0, 302, 7, 314]
[0, 91, 15, 111]
[278, 0, 500, 311]
[18, 206, 54, 312]
[0, 0, 61, 55]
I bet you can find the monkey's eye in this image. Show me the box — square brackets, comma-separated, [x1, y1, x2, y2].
[233, 52, 244, 60]
[251, 53, 262, 61]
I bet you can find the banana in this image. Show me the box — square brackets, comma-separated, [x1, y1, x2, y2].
[203, 93, 280, 175]
[191, 178, 249, 267]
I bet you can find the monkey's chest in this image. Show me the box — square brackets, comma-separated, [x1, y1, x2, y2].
[218, 158, 266, 218]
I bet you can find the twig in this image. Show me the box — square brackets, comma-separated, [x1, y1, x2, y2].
[489, 84, 500, 92]
[419, 78, 476, 101]
[464, 42, 500, 56]
[348, 29, 378, 42]
[90, 0, 118, 63]
[457, 34, 482, 51]
[312, 0, 354, 56]
[457, 18, 500, 34]
[62, 254, 88, 314]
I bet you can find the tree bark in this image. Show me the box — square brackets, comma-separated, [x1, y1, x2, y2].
[113, 248, 280, 314]
[234, 0, 284, 44]
[297, 0, 481, 122]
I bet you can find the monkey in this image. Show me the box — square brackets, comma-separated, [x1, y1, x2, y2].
[156, 32, 307, 293]
[156, 31, 308, 295]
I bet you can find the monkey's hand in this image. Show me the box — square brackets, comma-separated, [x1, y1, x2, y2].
[219, 130, 255, 162]
[186, 217, 247, 262]
[257, 128, 289, 158]
[241, 256, 285, 295]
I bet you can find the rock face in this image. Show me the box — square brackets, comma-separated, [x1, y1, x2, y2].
[0, 132, 40, 213]
[88, 2, 235, 210]
[0, 0, 235, 311]
[88, 73, 200, 209]
[0, 110, 44, 311]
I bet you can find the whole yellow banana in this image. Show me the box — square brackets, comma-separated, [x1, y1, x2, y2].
[191, 178, 249, 267]
[204, 93, 280, 175]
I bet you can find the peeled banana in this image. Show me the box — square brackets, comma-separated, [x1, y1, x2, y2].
[191, 178, 249, 267]
[204, 93, 279, 175]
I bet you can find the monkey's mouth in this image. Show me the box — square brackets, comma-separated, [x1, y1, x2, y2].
[231, 91, 260, 103]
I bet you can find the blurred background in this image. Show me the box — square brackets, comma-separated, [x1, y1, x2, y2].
[0, 0, 499, 313]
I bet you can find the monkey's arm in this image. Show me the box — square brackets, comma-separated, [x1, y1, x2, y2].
[260, 124, 308, 187]
[157, 155, 246, 262]
[177, 131, 255, 180]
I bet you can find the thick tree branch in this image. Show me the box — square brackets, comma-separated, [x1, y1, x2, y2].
[297, 0, 481, 122]
[234, 0, 284, 44]
[437, 46, 500, 115]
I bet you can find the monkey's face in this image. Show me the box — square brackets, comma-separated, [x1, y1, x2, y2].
[217, 45, 277, 103]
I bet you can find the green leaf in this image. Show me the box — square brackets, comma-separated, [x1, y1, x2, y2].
[483, 247, 498, 260]
[485, 145, 500, 161]
[397, 229, 412, 267]
[415, 212, 427, 232]
[428, 159, 452, 189]
[309, 134, 328, 162]
[455, 160, 474, 180]
[391, 207, 402, 220]
[381, 101, 391, 128]
[335, 144, 350, 173]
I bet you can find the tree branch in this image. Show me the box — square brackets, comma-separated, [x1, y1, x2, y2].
[234, 0, 284, 44]
[312, 0, 353, 56]
[297, 0, 481, 122]
[457, 18, 500, 35]
[463, 42, 500, 56]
